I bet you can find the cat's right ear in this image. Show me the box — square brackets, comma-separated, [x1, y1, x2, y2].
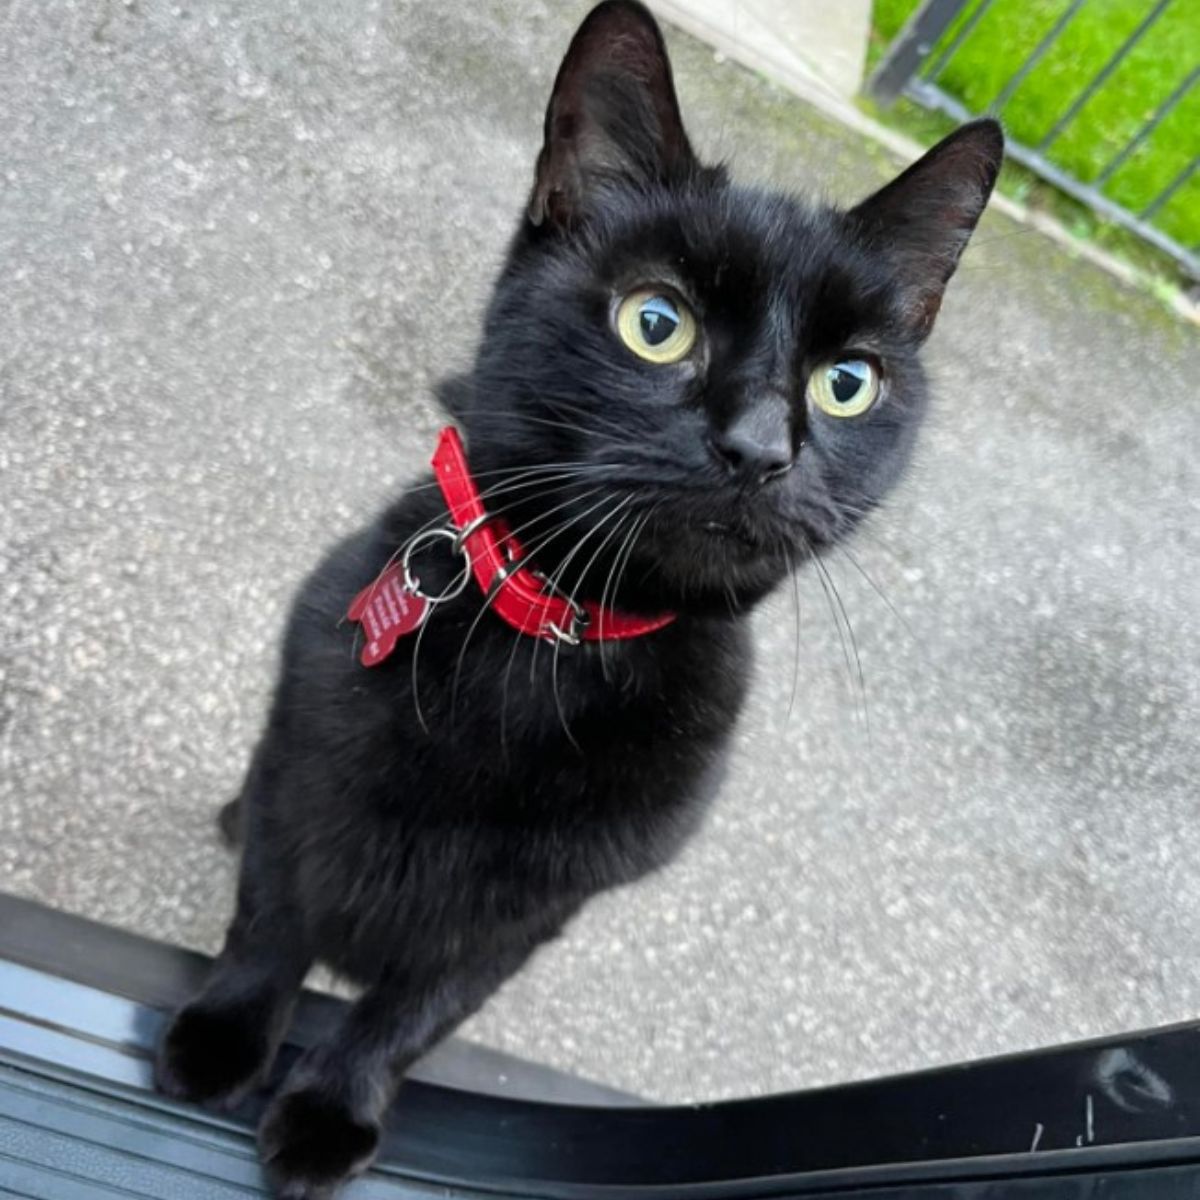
[529, 1, 697, 229]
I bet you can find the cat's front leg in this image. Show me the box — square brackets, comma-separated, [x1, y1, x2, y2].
[157, 912, 311, 1108]
[258, 958, 518, 1199]
[156, 824, 312, 1109]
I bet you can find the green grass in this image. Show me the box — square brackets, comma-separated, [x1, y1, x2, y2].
[868, 0, 1199, 267]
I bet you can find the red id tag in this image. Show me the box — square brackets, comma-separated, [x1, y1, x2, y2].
[346, 564, 429, 667]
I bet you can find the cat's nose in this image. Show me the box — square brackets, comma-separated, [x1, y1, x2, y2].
[709, 402, 794, 486]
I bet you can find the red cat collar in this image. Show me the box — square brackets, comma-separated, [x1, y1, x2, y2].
[430, 426, 675, 644]
[348, 428, 676, 664]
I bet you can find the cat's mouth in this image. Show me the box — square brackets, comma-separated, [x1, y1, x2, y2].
[698, 518, 763, 551]
[618, 499, 795, 610]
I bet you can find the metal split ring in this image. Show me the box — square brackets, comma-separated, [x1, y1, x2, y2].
[401, 528, 473, 603]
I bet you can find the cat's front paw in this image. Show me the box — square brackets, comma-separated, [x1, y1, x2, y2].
[155, 1002, 273, 1109]
[259, 1089, 381, 1200]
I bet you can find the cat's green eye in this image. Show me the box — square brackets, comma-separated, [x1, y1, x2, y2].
[807, 358, 880, 418]
[615, 289, 697, 364]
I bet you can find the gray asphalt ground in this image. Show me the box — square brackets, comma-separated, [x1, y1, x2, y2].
[2, 0, 1199, 1107]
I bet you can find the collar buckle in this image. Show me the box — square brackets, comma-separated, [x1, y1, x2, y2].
[546, 602, 589, 646]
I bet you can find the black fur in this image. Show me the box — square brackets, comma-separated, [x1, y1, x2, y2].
[156, 3, 1001, 1195]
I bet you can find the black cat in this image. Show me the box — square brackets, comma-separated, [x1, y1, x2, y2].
[155, 3, 1002, 1196]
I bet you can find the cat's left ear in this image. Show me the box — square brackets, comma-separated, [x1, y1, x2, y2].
[529, 0, 698, 229]
[846, 119, 1003, 339]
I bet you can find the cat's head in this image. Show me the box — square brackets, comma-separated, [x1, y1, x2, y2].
[458, 0, 1001, 616]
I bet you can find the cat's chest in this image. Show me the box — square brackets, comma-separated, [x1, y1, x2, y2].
[293, 514, 750, 822]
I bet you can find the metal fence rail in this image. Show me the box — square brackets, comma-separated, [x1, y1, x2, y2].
[868, 0, 1199, 280]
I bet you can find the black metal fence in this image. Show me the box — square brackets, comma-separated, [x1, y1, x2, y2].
[868, 0, 1199, 280]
